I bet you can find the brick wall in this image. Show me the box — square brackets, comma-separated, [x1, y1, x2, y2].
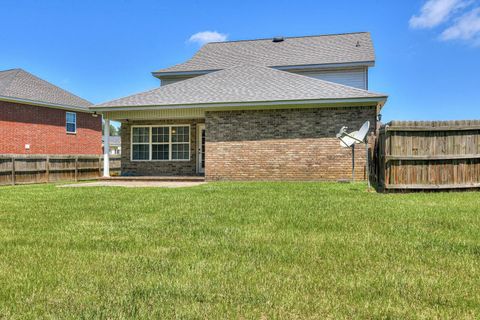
[205, 106, 377, 181]
[0, 101, 102, 155]
[121, 119, 204, 176]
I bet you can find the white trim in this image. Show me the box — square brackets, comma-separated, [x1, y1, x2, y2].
[275, 61, 375, 70]
[103, 118, 110, 177]
[66, 111, 77, 134]
[0, 95, 92, 113]
[197, 124, 205, 174]
[130, 124, 191, 162]
[91, 97, 387, 112]
[152, 70, 212, 77]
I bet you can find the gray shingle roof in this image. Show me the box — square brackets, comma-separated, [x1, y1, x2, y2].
[0, 69, 91, 109]
[155, 32, 375, 74]
[95, 64, 386, 109]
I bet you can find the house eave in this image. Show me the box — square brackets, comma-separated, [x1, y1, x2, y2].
[0, 95, 92, 113]
[152, 61, 376, 79]
[91, 96, 387, 113]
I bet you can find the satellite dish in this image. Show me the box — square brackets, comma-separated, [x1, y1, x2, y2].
[354, 121, 370, 143]
[339, 131, 358, 148]
[335, 120, 372, 188]
[337, 121, 370, 148]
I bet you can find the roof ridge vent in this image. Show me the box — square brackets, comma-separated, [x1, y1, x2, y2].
[272, 37, 285, 43]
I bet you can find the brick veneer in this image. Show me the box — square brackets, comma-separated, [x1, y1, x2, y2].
[0, 100, 102, 155]
[205, 106, 377, 181]
[121, 119, 204, 176]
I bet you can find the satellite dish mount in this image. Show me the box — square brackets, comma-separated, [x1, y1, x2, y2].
[336, 121, 371, 187]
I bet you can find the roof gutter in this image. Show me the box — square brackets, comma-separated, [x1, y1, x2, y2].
[152, 69, 220, 78]
[274, 61, 375, 71]
[0, 95, 93, 113]
[91, 96, 388, 112]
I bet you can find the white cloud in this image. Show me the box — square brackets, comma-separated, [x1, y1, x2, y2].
[440, 7, 480, 43]
[409, 0, 470, 28]
[188, 31, 228, 45]
[409, 0, 480, 45]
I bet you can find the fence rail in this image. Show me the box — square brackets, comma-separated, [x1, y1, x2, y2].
[0, 155, 121, 186]
[374, 120, 480, 191]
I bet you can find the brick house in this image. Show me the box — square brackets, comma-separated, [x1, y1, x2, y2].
[93, 32, 388, 180]
[0, 69, 102, 155]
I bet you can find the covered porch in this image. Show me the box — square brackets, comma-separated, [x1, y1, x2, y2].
[101, 108, 207, 178]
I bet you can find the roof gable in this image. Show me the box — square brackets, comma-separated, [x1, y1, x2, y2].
[0, 69, 91, 109]
[96, 64, 386, 109]
[155, 32, 375, 75]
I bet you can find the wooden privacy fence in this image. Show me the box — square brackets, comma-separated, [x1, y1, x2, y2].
[0, 155, 121, 186]
[374, 120, 480, 191]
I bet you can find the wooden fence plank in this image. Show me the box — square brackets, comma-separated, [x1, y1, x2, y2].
[11, 157, 15, 186]
[0, 155, 121, 186]
[375, 120, 480, 192]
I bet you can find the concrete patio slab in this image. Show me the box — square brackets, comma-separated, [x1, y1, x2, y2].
[59, 181, 206, 188]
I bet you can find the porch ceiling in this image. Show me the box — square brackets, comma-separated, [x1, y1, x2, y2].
[103, 108, 206, 121]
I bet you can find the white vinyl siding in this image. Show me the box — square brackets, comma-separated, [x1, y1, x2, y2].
[160, 67, 368, 89]
[160, 75, 200, 86]
[289, 68, 368, 90]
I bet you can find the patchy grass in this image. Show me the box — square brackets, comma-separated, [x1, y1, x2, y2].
[0, 182, 479, 319]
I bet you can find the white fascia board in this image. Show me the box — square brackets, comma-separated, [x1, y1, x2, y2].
[273, 61, 375, 71]
[152, 70, 218, 78]
[0, 95, 93, 113]
[91, 97, 387, 112]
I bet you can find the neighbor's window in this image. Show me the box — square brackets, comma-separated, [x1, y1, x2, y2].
[66, 112, 76, 133]
[131, 125, 190, 161]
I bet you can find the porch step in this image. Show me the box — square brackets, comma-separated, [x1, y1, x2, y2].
[100, 176, 205, 182]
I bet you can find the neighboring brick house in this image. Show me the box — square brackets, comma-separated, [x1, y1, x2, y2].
[92, 32, 388, 181]
[0, 69, 102, 155]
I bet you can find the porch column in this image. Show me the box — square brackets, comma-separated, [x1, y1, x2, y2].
[103, 118, 110, 177]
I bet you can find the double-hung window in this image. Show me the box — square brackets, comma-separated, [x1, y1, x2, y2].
[171, 126, 190, 160]
[152, 127, 169, 160]
[132, 127, 150, 160]
[131, 125, 190, 161]
[66, 112, 76, 133]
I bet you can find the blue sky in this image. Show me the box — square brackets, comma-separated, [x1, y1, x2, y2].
[1, 0, 479, 122]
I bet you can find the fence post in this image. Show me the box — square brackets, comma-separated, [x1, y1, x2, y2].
[45, 156, 50, 183]
[74, 156, 78, 182]
[11, 157, 15, 186]
[98, 156, 102, 177]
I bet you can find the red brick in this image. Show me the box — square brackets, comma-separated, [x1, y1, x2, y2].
[0, 101, 102, 155]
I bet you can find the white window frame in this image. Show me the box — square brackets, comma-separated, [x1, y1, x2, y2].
[66, 112, 77, 134]
[131, 126, 150, 161]
[130, 125, 191, 162]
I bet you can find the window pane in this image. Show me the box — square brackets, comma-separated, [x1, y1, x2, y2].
[172, 126, 189, 143]
[152, 127, 169, 143]
[66, 123, 76, 133]
[66, 112, 76, 123]
[172, 143, 189, 160]
[152, 144, 169, 160]
[132, 127, 149, 143]
[132, 144, 149, 160]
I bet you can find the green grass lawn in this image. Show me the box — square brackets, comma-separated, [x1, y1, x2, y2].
[0, 182, 479, 319]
